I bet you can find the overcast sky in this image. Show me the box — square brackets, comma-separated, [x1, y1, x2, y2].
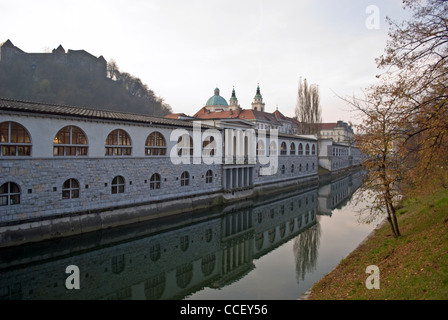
[1, 0, 411, 124]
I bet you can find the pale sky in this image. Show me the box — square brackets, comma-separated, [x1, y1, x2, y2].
[0, 0, 411, 124]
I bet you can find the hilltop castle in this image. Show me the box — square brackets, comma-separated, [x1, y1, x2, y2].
[0, 39, 106, 77]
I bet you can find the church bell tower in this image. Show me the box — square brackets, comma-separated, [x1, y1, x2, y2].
[251, 84, 265, 112]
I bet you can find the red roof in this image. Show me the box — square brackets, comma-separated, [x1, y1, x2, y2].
[165, 113, 189, 119]
[193, 107, 302, 127]
[193, 107, 241, 119]
[319, 123, 337, 130]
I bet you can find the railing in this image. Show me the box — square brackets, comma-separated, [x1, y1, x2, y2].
[223, 156, 256, 165]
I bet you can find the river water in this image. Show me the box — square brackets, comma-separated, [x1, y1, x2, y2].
[0, 169, 380, 300]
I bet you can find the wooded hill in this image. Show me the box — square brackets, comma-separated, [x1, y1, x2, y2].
[0, 46, 172, 117]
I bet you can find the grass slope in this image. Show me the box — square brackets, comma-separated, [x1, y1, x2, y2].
[308, 187, 448, 300]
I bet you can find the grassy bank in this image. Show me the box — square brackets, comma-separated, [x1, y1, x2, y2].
[308, 187, 448, 300]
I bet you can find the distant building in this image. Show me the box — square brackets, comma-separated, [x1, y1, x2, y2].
[318, 121, 354, 145]
[0, 39, 107, 77]
[191, 85, 303, 135]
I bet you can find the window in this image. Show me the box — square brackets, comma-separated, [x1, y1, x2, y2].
[181, 171, 189, 186]
[177, 134, 193, 156]
[280, 142, 287, 155]
[112, 176, 125, 194]
[105, 129, 132, 156]
[202, 136, 216, 157]
[150, 173, 161, 190]
[176, 263, 193, 289]
[290, 143, 296, 155]
[206, 170, 213, 184]
[150, 244, 161, 262]
[201, 253, 215, 276]
[312, 144, 316, 155]
[145, 132, 166, 156]
[0, 182, 20, 206]
[205, 228, 213, 242]
[269, 141, 277, 156]
[256, 140, 265, 156]
[53, 126, 88, 156]
[298, 143, 303, 155]
[180, 235, 189, 252]
[62, 179, 79, 199]
[111, 255, 125, 274]
[305, 144, 310, 155]
[281, 165, 285, 174]
[291, 164, 295, 173]
[0, 122, 31, 156]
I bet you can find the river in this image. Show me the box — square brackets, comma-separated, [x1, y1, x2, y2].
[0, 169, 380, 300]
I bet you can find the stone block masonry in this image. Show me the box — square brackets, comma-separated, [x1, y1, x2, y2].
[0, 157, 222, 223]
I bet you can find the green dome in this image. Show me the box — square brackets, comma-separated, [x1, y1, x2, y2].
[205, 88, 228, 107]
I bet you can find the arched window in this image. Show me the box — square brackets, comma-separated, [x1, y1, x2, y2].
[202, 136, 216, 157]
[255, 233, 264, 250]
[269, 141, 277, 156]
[305, 144, 310, 155]
[205, 228, 213, 243]
[145, 132, 166, 156]
[290, 143, 296, 155]
[150, 173, 161, 190]
[62, 179, 79, 199]
[298, 143, 303, 155]
[281, 165, 286, 174]
[176, 263, 193, 289]
[256, 140, 265, 156]
[0, 182, 20, 206]
[111, 255, 125, 274]
[105, 129, 132, 156]
[0, 122, 31, 156]
[180, 235, 189, 252]
[181, 171, 189, 186]
[291, 164, 295, 173]
[268, 228, 276, 243]
[53, 126, 88, 156]
[177, 134, 193, 156]
[149, 244, 161, 262]
[312, 144, 316, 155]
[280, 142, 287, 155]
[206, 170, 213, 184]
[112, 176, 125, 194]
[201, 253, 216, 277]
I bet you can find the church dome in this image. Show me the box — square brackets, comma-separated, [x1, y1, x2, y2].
[205, 88, 228, 107]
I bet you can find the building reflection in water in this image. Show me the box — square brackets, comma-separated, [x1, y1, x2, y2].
[0, 170, 363, 300]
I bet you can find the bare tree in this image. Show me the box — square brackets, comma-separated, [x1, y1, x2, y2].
[294, 77, 322, 134]
[338, 0, 448, 238]
[106, 59, 120, 80]
[339, 90, 403, 238]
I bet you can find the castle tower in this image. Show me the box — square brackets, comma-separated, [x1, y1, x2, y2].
[251, 84, 265, 112]
[228, 86, 241, 111]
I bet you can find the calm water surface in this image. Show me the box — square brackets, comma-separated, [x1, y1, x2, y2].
[0, 170, 381, 300]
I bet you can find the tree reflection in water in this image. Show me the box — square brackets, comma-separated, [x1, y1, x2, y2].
[293, 222, 321, 284]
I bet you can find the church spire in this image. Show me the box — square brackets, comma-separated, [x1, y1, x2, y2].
[251, 83, 265, 112]
[229, 86, 240, 110]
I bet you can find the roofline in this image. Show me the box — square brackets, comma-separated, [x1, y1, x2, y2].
[0, 98, 205, 129]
